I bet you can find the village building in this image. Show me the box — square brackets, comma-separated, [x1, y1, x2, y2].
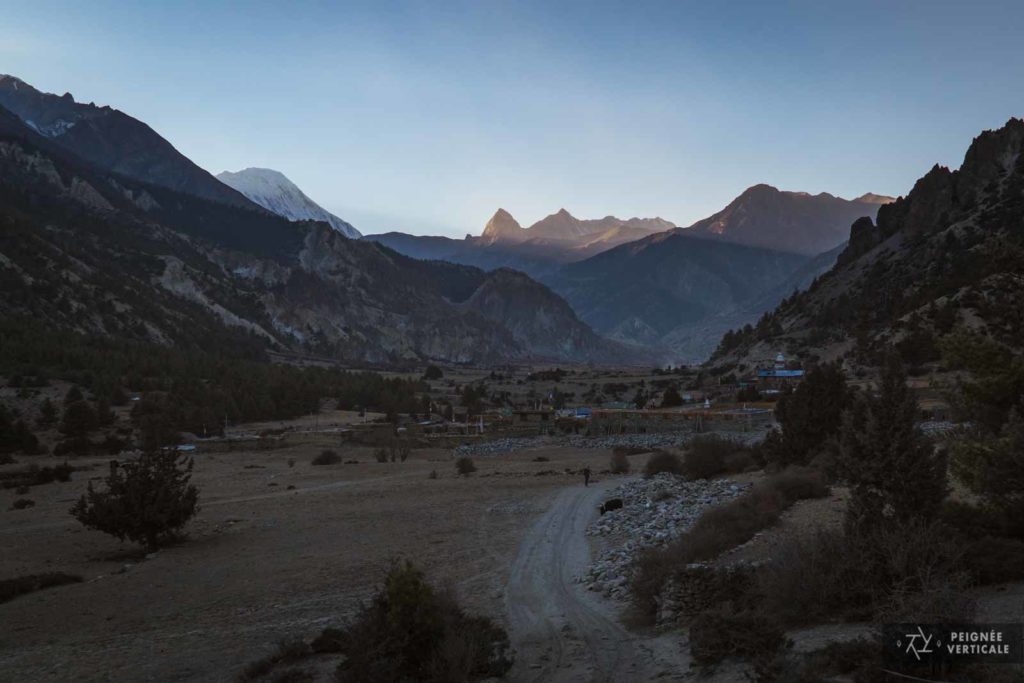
[755, 352, 804, 391]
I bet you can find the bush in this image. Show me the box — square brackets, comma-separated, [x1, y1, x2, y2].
[423, 365, 443, 381]
[374, 448, 389, 463]
[455, 457, 476, 476]
[643, 450, 684, 478]
[239, 639, 310, 682]
[9, 498, 35, 510]
[609, 451, 630, 474]
[689, 607, 786, 670]
[682, 435, 756, 480]
[70, 452, 199, 550]
[768, 466, 828, 502]
[330, 561, 512, 682]
[757, 520, 969, 627]
[312, 449, 341, 465]
[962, 536, 1024, 585]
[766, 638, 884, 683]
[631, 469, 828, 618]
[0, 572, 82, 604]
[428, 469, 438, 480]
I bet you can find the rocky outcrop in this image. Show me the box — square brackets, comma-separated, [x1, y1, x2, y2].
[711, 118, 1024, 368]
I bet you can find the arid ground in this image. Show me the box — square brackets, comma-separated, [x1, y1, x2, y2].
[0, 416, 675, 682]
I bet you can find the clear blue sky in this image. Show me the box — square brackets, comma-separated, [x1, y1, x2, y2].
[3, 1, 1023, 237]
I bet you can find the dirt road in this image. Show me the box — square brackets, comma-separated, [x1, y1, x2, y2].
[505, 478, 687, 682]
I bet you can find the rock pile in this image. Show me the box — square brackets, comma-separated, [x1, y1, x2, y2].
[578, 475, 749, 601]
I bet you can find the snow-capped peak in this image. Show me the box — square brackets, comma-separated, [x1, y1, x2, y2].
[216, 167, 361, 238]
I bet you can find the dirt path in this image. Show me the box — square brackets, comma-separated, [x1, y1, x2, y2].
[505, 478, 686, 682]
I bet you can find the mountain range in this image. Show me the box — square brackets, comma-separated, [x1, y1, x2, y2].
[711, 118, 1024, 373]
[0, 77, 631, 366]
[217, 167, 361, 239]
[369, 187, 891, 361]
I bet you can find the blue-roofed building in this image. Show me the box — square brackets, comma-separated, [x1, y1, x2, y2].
[755, 353, 805, 389]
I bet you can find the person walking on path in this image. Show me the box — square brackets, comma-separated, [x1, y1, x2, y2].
[582, 466, 591, 487]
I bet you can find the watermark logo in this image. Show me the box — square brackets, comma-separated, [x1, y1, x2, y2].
[884, 623, 1024, 666]
[899, 625, 937, 660]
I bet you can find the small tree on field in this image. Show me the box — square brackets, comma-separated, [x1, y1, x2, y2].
[60, 400, 97, 438]
[839, 355, 946, 533]
[423, 365, 443, 381]
[455, 457, 476, 476]
[70, 452, 199, 550]
[660, 387, 683, 408]
[37, 398, 59, 427]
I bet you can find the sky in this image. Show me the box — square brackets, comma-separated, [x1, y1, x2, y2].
[2, 1, 1023, 237]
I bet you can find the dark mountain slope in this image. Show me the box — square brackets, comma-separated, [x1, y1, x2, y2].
[711, 118, 1024, 370]
[0, 102, 629, 365]
[545, 230, 809, 361]
[0, 75, 256, 209]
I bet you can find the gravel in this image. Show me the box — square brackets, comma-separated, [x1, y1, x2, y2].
[576, 474, 750, 601]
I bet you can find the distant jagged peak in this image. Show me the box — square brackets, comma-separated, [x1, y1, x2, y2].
[480, 207, 526, 244]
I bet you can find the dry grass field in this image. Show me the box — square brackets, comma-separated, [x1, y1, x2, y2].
[0, 429, 627, 682]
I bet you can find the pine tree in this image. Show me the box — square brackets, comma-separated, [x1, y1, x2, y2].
[839, 355, 946, 532]
[764, 362, 850, 467]
[70, 452, 199, 550]
[37, 397, 59, 427]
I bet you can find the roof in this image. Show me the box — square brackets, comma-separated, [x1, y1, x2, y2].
[757, 369, 805, 378]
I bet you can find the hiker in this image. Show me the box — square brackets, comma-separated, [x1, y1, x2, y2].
[582, 466, 591, 487]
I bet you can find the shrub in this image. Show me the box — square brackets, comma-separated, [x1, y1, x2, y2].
[239, 639, 311, 682]
[423, 365, 443, 381]
[312, 449, 341, 466]
[609, 451, 630, 474]
[767, 466, 828, 502]
[70, 452, 199, 550]
[310, 627, 344, 653]
[757, 520, 969, 627]
[689, 607, 786, 670]
[766, 638, 883, 683]
[374, 448, 389, 463]
[532, 456, 549, 462]
[631, 469, 828, 618]
[428, 469, 438, 480]
[0, 572, 82, 604]
[684, 436, 741, 479]
[9, 498, 35, 510]
[329, 561, 512, 682]
[962, 536, 1024, 585]
[643, 450, 684, 478]
[455, 457, 476, 476]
